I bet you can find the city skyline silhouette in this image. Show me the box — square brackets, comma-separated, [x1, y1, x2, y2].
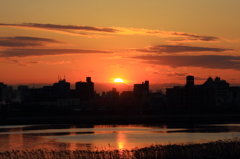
[1, 75, 240, 113]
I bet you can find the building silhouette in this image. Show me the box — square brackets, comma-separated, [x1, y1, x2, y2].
[186, 75, 194, 88]
[133, 80, 149, 100]
[53, 78, 70, 99]
[0, 82, 12, 104]
[75, 77, 94, 101]
[18, 78, 76, 108]
[1, 75, 240, 113]
[120, 91, 134, 101]
[103, 88, 119, 101]
[166, 76, 232, 109]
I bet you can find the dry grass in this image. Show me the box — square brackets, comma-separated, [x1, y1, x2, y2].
[0, 137, 240, 159]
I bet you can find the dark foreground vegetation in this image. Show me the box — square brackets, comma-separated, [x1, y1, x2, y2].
[0, 138, 240, 159]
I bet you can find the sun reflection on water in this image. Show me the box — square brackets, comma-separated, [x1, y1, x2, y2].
[69, 125, 77, 151]
[117, 132, 126, 150]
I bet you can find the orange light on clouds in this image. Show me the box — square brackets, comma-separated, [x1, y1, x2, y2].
[1, 0, 240, 88]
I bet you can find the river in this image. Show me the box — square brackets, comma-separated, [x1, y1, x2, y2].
[0, 123, 240, 151]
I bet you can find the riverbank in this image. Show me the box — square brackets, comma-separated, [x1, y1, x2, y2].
[1, 113, 240, 125]
[0, 138, 239, 159]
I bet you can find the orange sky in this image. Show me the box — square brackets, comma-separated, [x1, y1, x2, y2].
[1, 0, 240, 92]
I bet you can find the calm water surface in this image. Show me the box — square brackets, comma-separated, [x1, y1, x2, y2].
[0, 123, 240, 151]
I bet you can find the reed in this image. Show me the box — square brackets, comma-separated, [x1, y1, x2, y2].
[0, 137, 239, 159]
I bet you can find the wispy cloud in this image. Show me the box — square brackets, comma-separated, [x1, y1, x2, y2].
[131, 55, 240, 70]
[0, 23, 119, 37]
[161, 72, 189, 77]
[0, 23, 222, 41]
[0, 36, 64, 47]
[168, 36, 220, 43]
[43, 61, 72, 65]
[0, 23, 118, 32]
[4, 58, 40, 66]
[0, 49, 112, 57]
[4, 58, 73, 66]
[145, 66, 189, 76]
[145, 66, 160, 74]
[129, 30, 220, 42]
[135, 45, 232, 54]
[114, 27, 221, 42]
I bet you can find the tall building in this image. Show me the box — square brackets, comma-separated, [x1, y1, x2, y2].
[0, 82, 12, 103]
[185, 75, 194, 88]
[133, 80, 149, 100]
[53, 78, 70, 99]
[75, 77, 94, 101]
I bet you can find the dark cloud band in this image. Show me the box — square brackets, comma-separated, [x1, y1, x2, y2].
[0, 49, 112, 57]
[131, 55, 240, 70]
[0, 36, 64, 47]
[0, 23, 119, 33]
[136, 45, 232, 53]
[0, 23, 221, 42]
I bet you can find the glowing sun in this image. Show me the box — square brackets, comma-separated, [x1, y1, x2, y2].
[114, 78, 124, 83]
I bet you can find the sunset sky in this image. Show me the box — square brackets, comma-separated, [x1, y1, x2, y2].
[1, 0, 240, 92]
